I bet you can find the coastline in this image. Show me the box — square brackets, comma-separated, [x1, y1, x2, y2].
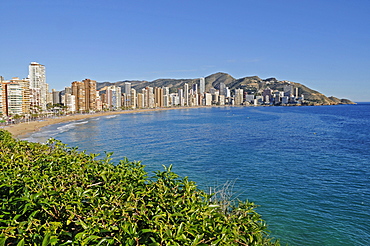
[3, 103, 359, 139]
[3, 107, 194, 139]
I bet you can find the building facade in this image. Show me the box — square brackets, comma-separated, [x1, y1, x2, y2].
[28, 62, 48, 110]
[72, 79, 97, 112]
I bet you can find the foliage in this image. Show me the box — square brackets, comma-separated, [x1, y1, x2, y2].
[0, 129, 280, 245]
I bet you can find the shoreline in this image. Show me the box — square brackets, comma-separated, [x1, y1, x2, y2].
[2, 103, 359, 139]
[3, 107, 196, 139]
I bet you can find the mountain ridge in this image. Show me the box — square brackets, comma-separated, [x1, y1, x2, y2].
[96, 72, 355, 105]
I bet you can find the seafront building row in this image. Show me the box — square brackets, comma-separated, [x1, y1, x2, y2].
[0, 63, 304, 118]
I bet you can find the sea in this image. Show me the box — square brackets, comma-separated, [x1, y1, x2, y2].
[25, 103, 370, 246]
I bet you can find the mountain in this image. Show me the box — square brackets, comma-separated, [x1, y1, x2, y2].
[96, 72, 355, 105]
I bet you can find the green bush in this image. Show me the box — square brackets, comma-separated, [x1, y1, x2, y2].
[0, 129, 279, 245]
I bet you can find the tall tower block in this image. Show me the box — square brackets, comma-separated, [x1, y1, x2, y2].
[199, 77, 205, 94]
[28, 62, 48, 110]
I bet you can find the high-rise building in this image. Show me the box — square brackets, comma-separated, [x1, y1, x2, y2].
[62, 86, 75, 112]
[130, 88, 137, 109]
[245, 94, 254, 104]
[11, 77, 30, 115]
[52, 89, 61, 105]
[225, 87, 231, 98]
[284, 84, 293, 97]
[204, 93, 212, 106]
[137, 92, 144, 108]
[262, 88, 273, 97]
[163, 95, 170, 107]
[184, 83, 189, 106]
[85, 79, 97, 111]
[2, 80, 23, 115]
[198, 93, 203, 106]
[95, 92, 103, 111]
[219, 82, 226, 96]
[171, 94, 179, 106]
[191, 93, 199, 106]
[142, 88, 148, 108]
[154, 87, 164, 107]
[61, 93, 76, 113]
[178, 88, 184, 106]
[72, 79, 97, 112]
[65, 86, 72, 94]
[123, 82, 132, 107]
[123, 82, 131, 95]
[148, 87, 154, 108]
[106, 85, 122, 109]
[192, 84, 198, 94]
[234, 89, 244, 105]
[273, 91, 283, 105]
[28, 62, 48, 110]
[163, 87, 170, 96]
[199, 77, 205, 94]
[219, 95, 225, 106]
[72, 81, 85, 111]
[212, 91, 220, 104]
[0, 77, 30, 116]
[282, 96, 289, 104]
[263, 88, 273, 102]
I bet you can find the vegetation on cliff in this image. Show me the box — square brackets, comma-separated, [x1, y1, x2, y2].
[0, 130, 279, 245]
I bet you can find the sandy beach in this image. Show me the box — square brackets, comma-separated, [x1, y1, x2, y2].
[3, 107, 189, 139]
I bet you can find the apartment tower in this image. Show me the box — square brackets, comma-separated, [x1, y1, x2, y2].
[72, 79, 97, 112]
[199, 77, 205, 94]
[28, 62, 48, 110]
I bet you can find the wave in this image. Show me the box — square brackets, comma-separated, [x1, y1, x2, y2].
[74, 121, 89, 125]
[24, 129, 59, 143]
[56, 120, 89, 133]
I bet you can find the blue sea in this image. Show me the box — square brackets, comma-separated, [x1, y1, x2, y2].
[26, 104, 370, 246]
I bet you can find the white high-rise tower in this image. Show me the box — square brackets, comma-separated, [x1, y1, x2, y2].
[184, 83, 189, 106]
[199, 77, 205, 94]
[28, 62, 48, 110]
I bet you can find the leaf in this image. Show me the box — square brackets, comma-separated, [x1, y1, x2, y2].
[0, 236, 7, 246]
[49, 236, 59, 245]
[42, 232, 51, 246]
[82, 235, 100, 245]
[141, 229, 155, 233]
[190, 234, 204, 246]
[176, 222, 184, 237]
[16, 238, 25, 246]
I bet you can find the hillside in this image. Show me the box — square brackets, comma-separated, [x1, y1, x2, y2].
[97, 72, 355, 105]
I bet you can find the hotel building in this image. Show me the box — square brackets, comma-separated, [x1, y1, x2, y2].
[28, 62, 48, 110]
[72, 79, 97, 112]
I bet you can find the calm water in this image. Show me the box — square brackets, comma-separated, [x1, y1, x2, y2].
[26, 104, 370, 245]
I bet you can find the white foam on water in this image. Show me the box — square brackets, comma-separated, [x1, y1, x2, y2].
[56, 120, 88, 133]
[22, 120, 90, 143]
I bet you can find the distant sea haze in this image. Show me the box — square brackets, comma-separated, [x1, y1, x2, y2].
[27, 104, 370, 246]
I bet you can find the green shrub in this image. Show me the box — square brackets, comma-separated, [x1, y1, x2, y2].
[0, 129, 279, 245]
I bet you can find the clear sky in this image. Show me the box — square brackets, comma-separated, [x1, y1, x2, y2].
[1, 0, 369, 101]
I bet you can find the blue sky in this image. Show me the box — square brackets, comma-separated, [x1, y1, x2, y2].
[1, 0, 369, 101]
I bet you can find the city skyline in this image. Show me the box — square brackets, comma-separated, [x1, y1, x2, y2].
[1, 61, 342, 118]
[1, 1, 370, 101]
